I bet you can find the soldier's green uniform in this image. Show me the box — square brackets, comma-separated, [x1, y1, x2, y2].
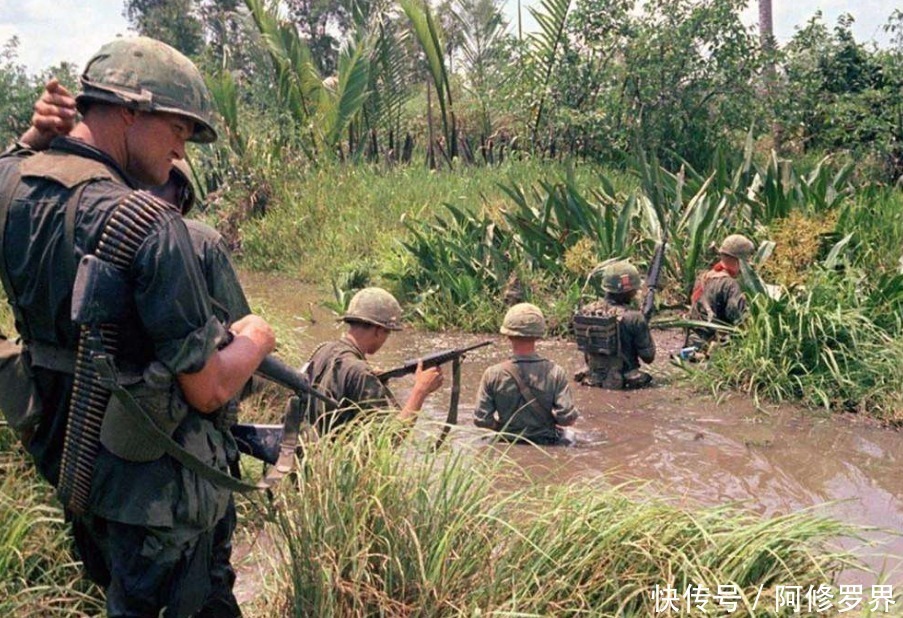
[306, 288, 402, 433]
[0, 38, 242, 618]
[578, 300, 655, 389]
[473, 303, 578, 444]
[179, 184, 250, 618]
[576, 261, 655, 389]
[687, 235, 754, 348]
[185, 219, 251, 324]
[306, 337, 396, 432]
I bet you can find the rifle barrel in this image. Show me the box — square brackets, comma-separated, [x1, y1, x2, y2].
[377, 340, 493, 381]
[256, 355, 339, 409]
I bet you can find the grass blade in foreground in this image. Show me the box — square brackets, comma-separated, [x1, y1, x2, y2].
[264, 421, 855, 616]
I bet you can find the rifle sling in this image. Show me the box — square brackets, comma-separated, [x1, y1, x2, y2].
[433, 356, 461, 450]
[93, 354, 265, 492]
[259, 395, 304, 487]
[501, 360, 551, 419]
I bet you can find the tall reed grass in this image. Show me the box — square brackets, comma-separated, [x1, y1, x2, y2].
[211, 158, 606, 282]
[0, 428, 104, 616]
[264, 422, 854, 616]
[700, 267, 903, 419]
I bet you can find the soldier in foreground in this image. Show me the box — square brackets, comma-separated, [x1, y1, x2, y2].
[0, 37, 275, 616]
[473, 303, 578, 444]
[25, 80, 251, 327]
[686, 234, 756, 353]
[305, 287, 443, 433]
[573, 260, 656, 389]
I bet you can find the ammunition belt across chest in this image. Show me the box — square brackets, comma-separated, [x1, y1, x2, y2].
[58, 191, 176, 515]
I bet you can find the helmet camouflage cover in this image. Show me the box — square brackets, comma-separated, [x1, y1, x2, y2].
[343, 288, 404, 330]
[718, 234, 755, 260]
[500, 303, 546, 338]
[77, 36, 217, 144]
[601, 260, 641, 294]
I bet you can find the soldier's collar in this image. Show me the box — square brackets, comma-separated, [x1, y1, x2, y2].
[339, 334, 367, 359]
[50, 137, 138, 189]
[510, 352, 543, 362]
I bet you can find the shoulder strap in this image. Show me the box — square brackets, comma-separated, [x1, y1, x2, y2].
[501, 360, 551, 417]
[93, 354, 264, 492]
[19, 150, 123, 188]
[0, 166, 32, 340]
[62, 182, 89, 288]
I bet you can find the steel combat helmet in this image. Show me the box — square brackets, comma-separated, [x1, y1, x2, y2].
[343, 288, 404, 330]
[77, 37, 218, 143]
[718, 234, 755, 260]
[500, 303, 546, 338]
[601, 260, 641, 294]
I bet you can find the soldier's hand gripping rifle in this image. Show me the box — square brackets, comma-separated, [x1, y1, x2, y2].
[230, 355, 339, 469]
[642, 240, 667, 322]
[375, 340, 493, 449]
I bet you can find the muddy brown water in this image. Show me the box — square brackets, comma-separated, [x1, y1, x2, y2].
[240, 271, 903, 591]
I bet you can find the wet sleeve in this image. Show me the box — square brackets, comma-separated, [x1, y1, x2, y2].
[722, 279, 746, 325]
[472, 370, 497, 428]
[626, 312, 655, 363]
[185, 220, 251, 322]
[550, 364, 578, 426]
[206, 237, 252, 322]
[132, 215, 227, 375]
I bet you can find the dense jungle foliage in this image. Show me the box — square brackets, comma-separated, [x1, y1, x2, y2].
[1, 2, 902, 612]
[2, 1, 902, 414]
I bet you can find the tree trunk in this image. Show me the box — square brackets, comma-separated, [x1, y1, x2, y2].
[759, 0, 783, 154]
[426, 81, 437, 170]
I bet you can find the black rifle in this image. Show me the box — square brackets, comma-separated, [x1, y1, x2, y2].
[230, 355, 339, 466]
[376, 339, 493, 450]
[254, 355, 338, 408]
[642, 240, 667, 322]
[375, 340, 493, 382]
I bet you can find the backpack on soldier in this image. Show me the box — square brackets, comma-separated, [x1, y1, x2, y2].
[572, 312, 619, 356]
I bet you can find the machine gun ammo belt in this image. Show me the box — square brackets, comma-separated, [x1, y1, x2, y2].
[58, 191, 177, 515]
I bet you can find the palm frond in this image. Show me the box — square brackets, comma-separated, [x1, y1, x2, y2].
[322, 40, 372, 149]
[400, 0, 454, 154]
[526, 0, 573, 141]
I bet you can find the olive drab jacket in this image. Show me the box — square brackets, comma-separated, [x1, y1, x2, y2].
[184, 219, 251, 325]
[306, 336, 397, 433]
[688, 267, 746, 344]
[578, 299, 654, 387]
[473, 353, 578, 443]
[0, 138, 232, 531]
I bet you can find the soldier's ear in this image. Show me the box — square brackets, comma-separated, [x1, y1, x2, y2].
[119, 107, 139, 127]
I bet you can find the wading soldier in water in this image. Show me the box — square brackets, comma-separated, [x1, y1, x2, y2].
[0, 37, 275, 617]
[686, 233, 756, 353]
[574, 260, 656, 389]
[473, 303, 579, 444]
[305, 287, 444, 434]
